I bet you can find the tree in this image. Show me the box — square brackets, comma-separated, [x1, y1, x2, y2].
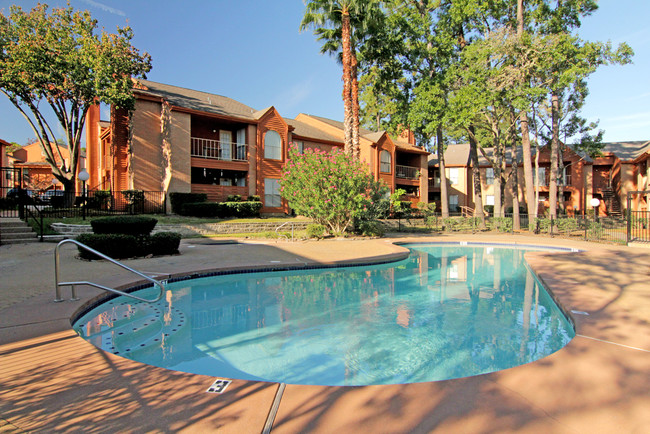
[0, 4, 151, 196]
[301, 0, 380, 159]
[280, 145, 387, 235]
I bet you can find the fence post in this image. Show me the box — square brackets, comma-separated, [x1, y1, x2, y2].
[626, 192, 632, 244]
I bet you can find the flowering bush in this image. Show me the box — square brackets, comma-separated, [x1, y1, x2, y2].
[280, 145, 388, 235]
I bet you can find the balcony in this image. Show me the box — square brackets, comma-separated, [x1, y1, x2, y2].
[428, 177, 441, 188]
[396, 165, 420, 180]
[191, 137, 247, 162]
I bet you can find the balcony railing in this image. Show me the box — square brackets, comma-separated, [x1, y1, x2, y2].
[191, 137, 248, 162]
[428, 178, 441, 188]
[396, 165, 420, 180]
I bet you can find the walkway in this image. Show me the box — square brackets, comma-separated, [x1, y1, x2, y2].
[1, 235, 649, 433]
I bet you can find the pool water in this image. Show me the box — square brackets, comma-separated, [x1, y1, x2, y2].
[74, 243, 575, 386]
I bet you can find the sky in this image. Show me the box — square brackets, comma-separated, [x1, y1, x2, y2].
[0, 0, 648, 147]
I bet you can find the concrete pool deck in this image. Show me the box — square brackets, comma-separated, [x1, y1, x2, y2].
[1, 234, 649, 433]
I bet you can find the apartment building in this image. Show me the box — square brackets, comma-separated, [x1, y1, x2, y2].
[428, 141, 649, 215]
[85, 80, 429, 214]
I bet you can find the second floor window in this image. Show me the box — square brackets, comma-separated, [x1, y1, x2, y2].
[447, 168, 459, 185]
[380, 150, 391, 173]
[264, 130, 282, 160]
[486, 168, 494, 185]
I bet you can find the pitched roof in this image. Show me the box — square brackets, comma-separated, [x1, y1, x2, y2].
[134, 79, 258, 120]
[429, 143, 471, 167]
[284, 118, 343, 143]
[304, 115, 376, 136]
[600, 140, 650, 161]
[300, 114, 428, 154]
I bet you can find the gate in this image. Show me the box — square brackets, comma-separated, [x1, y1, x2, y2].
[627, 191, 650, 244]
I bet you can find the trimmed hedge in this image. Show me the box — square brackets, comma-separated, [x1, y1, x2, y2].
[180, 201, 262, 218]
[169, 192, 207, 214]
[77, 232, 181, 259]
[90, 216, 158, 236]
[148, 232, 182, 255]
[77, 233, 142, 260]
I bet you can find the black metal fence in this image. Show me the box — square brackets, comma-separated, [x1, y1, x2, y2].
[384, 212, 643, 245]
[0, 187, 166, 219]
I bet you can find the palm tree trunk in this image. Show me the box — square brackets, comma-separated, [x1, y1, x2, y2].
[351, 49, 361, 160]
[341, 9, 353, 156]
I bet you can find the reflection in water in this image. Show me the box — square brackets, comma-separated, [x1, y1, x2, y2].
[75, 244, 574, 386]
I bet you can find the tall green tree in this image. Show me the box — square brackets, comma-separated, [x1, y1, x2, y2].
[301, 0, 379, 159]
[0, 4, 151, 195]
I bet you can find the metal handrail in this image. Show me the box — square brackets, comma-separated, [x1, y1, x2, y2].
[54, 239, 166, 303]
[275, 221, 294, 242]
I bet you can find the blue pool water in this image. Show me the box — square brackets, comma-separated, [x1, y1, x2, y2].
[73, 243, 575, 386]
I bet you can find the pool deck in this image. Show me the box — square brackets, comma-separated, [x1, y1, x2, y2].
[1, 234, 649, 433]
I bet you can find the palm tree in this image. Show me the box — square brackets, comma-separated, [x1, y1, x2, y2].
[301, 0, 379, 159]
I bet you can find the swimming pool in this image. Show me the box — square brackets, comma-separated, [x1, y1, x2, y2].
[73, 243, 575, 386]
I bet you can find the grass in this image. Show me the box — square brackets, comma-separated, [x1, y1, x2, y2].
[29, 214, 311, 238]
[41, 214, 309, 226]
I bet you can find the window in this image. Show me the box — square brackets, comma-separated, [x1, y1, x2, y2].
[447, 168, 459, 185]
[380, 150, 391, 173]
[537, 167, 547, 186]
[219, 130, 232, 161]
[264, 178, 281, 207]
[293, 141, 304, 154]
[486, 168, 494, 185]
[264, 130, 282, 160]
[562, 166, 572, 185]
[236, 129, 246, 160]
[449, 194, 459, 212]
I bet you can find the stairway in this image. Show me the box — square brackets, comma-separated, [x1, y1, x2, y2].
[602, 187, 622, 217]
[0, 218, 39, 244]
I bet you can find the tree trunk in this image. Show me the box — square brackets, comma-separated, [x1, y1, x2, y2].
[341, 10, 353, 156]
[469, 126, 486, 228]
[517, 0, 536, 225]
[549, 92, 560, 219]
[351, 49, 361, 160]
[558, 144, 565, 215]
[437, 125, 450, 218]
[511, 137, 521, 230]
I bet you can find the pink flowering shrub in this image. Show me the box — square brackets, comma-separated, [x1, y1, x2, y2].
[280, 145, 388, 235]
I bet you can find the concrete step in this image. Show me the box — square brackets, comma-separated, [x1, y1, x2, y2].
[0, 218, 40, 244]
[2, 231, 38, 240]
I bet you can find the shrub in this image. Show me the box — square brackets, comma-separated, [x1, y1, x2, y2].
[484, 205, 494, 215]
[280, 145, 388, 235]
[490, 217, 513, 232]
[92, 190, 112, 209]
[149, 232, 181, 255]
[358, 220, 385, 237]
[306, 223, 326, 239]
[417, 202, 436, 219]
[180, 202, 225, 217]
[228, 201, 262, 217]
[91, 216, 158, 236]
[226, 194, 242, 202]
[247, 195, 261, 202]
[76, 233, 142, 260]
[169, 192, 207, 214]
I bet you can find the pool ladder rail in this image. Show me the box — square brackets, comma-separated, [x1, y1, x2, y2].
[275, 221, 294, 242]
[54, 239, 169, 303]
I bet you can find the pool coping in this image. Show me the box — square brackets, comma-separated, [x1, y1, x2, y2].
[2, 235, 649, 433]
